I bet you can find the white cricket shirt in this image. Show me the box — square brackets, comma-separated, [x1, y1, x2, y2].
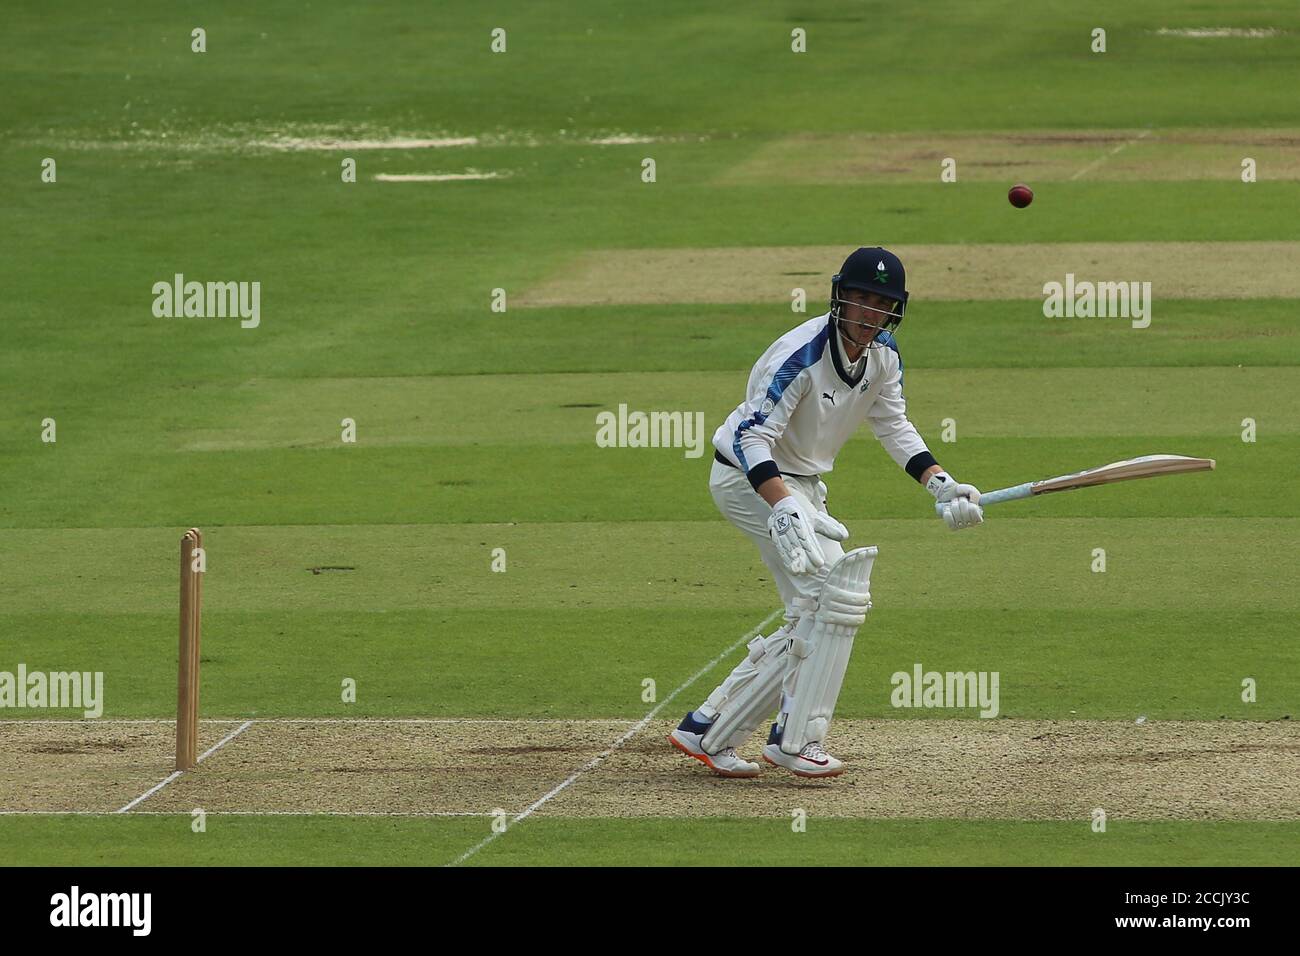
[712, 313, 931, 482]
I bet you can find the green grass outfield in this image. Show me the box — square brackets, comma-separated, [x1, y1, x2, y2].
[1, 0, 1297, 865]
[4, 817, 1296, 867]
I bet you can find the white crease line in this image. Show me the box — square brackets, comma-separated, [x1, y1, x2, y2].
[1, 809, 489, 817]
[0, 811, 119, 816]
[0, 718, 634, 725]
[115, 772, 182, 814]
[445, 609, 783, 867]
[1070, 129, 1153, 180]
[145, 809, 490, 817]
[0, 719, 207, 725]
[116, 720, 254, 813]
[253, 718, 633, 724]
[195, 719, 255, 764]
[247, 718, 630, 724]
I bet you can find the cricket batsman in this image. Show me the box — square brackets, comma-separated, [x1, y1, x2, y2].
[668, 247, 984, 778]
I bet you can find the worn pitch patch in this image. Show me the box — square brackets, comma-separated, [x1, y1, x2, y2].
[43, 122, 670, 154]
[517, 242, 1300, 307]
[373, 172, 508, 182]
[1152, 28, 1283, 38]
[717, 129, 1300, 184]
[4, 719, 1294, 821]
[588, 134, 657, 145]
[259, 136, 479, 150]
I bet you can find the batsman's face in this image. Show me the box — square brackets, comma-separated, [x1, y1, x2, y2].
[839, 289, 898, 347]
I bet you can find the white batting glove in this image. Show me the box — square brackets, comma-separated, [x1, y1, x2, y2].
[768, 496, 826, 574]
[926, 471, 984, 531]
[940, 497, 983, 531]
[812, 480, 849, 541]
[812, 510, 849, 541]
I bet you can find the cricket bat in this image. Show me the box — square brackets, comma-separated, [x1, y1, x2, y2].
[934, 454, 1216, 515]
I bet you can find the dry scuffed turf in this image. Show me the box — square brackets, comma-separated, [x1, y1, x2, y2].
[518, 243, 1300, 306]
[2, 0, 1299, 866]
[716, 129, 1300, 184]
[4, 719, 1295, 822]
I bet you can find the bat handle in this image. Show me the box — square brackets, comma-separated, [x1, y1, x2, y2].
[933, 482, 1034, 516]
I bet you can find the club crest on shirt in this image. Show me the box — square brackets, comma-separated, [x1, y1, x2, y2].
[860, 378, 871, 392]
[760, 397, 776, 416]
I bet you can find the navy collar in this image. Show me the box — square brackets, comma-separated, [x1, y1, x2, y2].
[827, 317, 868, 388]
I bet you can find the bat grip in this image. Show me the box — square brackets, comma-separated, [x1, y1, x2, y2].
[933, 482, 1034, 516]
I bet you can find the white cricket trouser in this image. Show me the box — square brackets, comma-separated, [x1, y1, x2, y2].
[697, 459, 847, 737]
[708, 458, 846, 625]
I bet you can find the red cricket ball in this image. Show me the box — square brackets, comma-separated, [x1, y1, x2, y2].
[1009, 183, 1034, 208]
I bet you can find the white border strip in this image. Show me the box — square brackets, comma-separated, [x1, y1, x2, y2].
[116, 720, 254, 813]
[446, 609, 782, 867]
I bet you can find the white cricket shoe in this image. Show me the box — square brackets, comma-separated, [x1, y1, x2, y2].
[667, 712, 760, 778]
[762, 725, 844, 778]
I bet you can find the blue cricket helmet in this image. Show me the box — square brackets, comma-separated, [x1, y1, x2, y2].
[829, 247, 909, 342]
